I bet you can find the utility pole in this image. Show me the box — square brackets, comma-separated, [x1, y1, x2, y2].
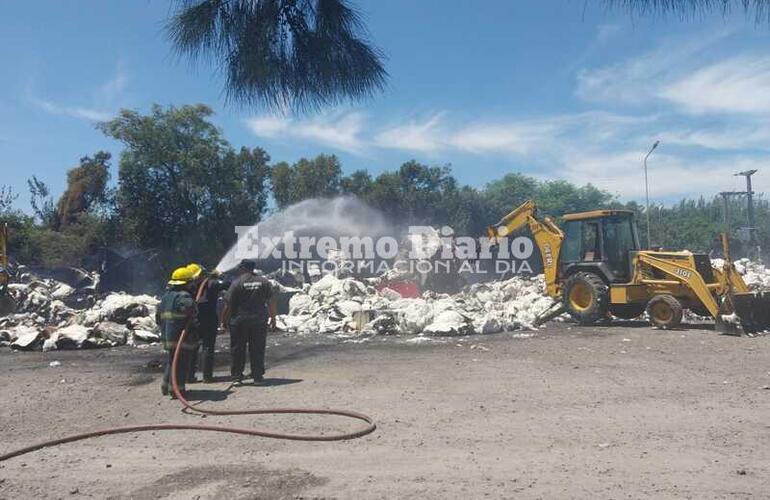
[643, 140, 659, 249]
[734, 169, 759, 260]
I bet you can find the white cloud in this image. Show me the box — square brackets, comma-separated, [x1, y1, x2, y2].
[660, 55, 770, 115]
[245, 112, 366, 154]
[374, 114, 444, 153]
[98, 61, 128, 103]
[596, 24, 622, 43]
[664, 125, 770, 150]
[245, 116, 290, 138]
[575, 30, 730, 106]
[31, 97, 112, 121]
[448, 121, 556, 155]
[28, 63, 128, 122]
[560, 151, 770, 199]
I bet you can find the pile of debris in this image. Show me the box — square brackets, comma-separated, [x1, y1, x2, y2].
[0, 268, 159, 351]
[277, 273, 554, 337]
[733, 258, 770, 290]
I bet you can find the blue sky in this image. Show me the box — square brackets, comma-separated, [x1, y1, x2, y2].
[2, 1, 769, 212]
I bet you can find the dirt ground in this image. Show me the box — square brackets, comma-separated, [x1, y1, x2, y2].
[1, 321, 770, 499]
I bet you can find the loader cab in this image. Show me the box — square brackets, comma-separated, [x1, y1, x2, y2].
[559, 210, 640, 283]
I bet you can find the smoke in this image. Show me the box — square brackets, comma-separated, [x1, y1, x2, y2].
[216, 196, 394, 273]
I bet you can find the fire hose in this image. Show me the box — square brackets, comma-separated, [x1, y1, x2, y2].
[0, 324, 376, 462]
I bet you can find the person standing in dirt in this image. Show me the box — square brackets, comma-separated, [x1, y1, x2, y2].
[192, 269, 229, 383]
[220, 260, 277, 385]
[156, 266, 198, 398]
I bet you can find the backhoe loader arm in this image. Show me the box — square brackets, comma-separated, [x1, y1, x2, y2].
[636, 253, 721, 317]
[486, 200, 564, 297]
[718, 233, 750, 294]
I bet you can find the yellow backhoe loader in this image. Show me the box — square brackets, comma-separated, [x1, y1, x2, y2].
[0, 222, 15, 316]
[487, 200, 770, 333]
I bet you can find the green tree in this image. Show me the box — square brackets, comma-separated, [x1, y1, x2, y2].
[271, 154, 343, 208]
[56, 152, 112, 227]
[100, 104, 271, 266]
[364, 161, 460, 226]
[483, 173, 540, 218]
[27, 176, 58, 229]
[340, 169, 373, 197]
[167, 0, 387, 111]
[0, 185, 17, 213]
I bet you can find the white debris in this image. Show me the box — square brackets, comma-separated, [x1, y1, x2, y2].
[131, 329, 160, 343]
[713, 258, 770, 291]
[277, 273, 555, 337]
[49, 360, 61, 367]
[83, 293, 158, 325]
[9, 325, 43, 350]
[1, 270, 160, 352]
[424, 310, 473, 336]
[734, 258, 770, 290]
[54, 324, 91, 348]
[404, 336, 435, 344]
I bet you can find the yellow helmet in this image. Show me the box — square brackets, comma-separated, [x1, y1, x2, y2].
[186, 263, 204, 281]
[168, 266, 195, 286]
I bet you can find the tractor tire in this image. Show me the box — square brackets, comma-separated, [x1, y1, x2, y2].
[609, 303, 646, 320]
[563, 272, 609, 325]
[646, 295, 683, 329]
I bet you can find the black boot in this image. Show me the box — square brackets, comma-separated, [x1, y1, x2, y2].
[202, 350, 214, 383]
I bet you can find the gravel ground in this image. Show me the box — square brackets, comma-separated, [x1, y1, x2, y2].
[1, 321, 770, 499]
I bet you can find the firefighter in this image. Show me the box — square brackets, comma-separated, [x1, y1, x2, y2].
[182, 263, 205, 384]
[193, 267, 228, 383]
[156, 266, 198, 397]
[220, 260, 277, 385]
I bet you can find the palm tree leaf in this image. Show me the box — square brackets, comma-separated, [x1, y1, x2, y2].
[604, 0, 770, 23]
[167, 0, 387, 112]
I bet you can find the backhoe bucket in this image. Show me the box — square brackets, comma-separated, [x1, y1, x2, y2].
[731, 292, 770, 334]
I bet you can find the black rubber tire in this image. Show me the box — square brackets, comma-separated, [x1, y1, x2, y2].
[562, 272, 609, 325]
[609, 303, 646, 320]
[646, 295, 683, 329]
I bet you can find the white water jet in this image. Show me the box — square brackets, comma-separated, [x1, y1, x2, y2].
[216, 196, 393, 273]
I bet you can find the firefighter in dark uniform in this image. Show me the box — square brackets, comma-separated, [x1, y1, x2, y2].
[220, 260, 277, 384]
[193, 268, 229, 383]
[156, 266, 198, 397]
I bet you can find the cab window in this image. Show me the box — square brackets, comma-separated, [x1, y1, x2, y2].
[561, 220, 581, 262]
[582, 222, 600, 261]
[603, 215, 636, 279]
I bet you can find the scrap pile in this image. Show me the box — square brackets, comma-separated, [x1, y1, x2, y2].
[733, 258, 770, 290]
[277, 273, 554, 337]
[0, 268, 159, 351]
[3, 256, 770, 350]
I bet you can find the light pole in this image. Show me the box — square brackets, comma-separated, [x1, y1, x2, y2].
[643, 140, 659, 249]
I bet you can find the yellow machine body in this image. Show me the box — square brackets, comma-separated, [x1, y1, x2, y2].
[488, 200, 760, 330]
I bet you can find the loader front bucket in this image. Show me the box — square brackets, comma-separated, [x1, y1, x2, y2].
[732, 292, 770, 334]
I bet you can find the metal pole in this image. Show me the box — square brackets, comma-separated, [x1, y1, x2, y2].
[643, 140, 659, 249]
[746, 174, 755, 245]
[735, 169, 758, 259]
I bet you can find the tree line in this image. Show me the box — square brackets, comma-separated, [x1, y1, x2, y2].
[0, 104, 766, 272]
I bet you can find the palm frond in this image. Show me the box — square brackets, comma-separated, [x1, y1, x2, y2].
[604, 0, 770, 23]
[167, 0, 387, 112]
